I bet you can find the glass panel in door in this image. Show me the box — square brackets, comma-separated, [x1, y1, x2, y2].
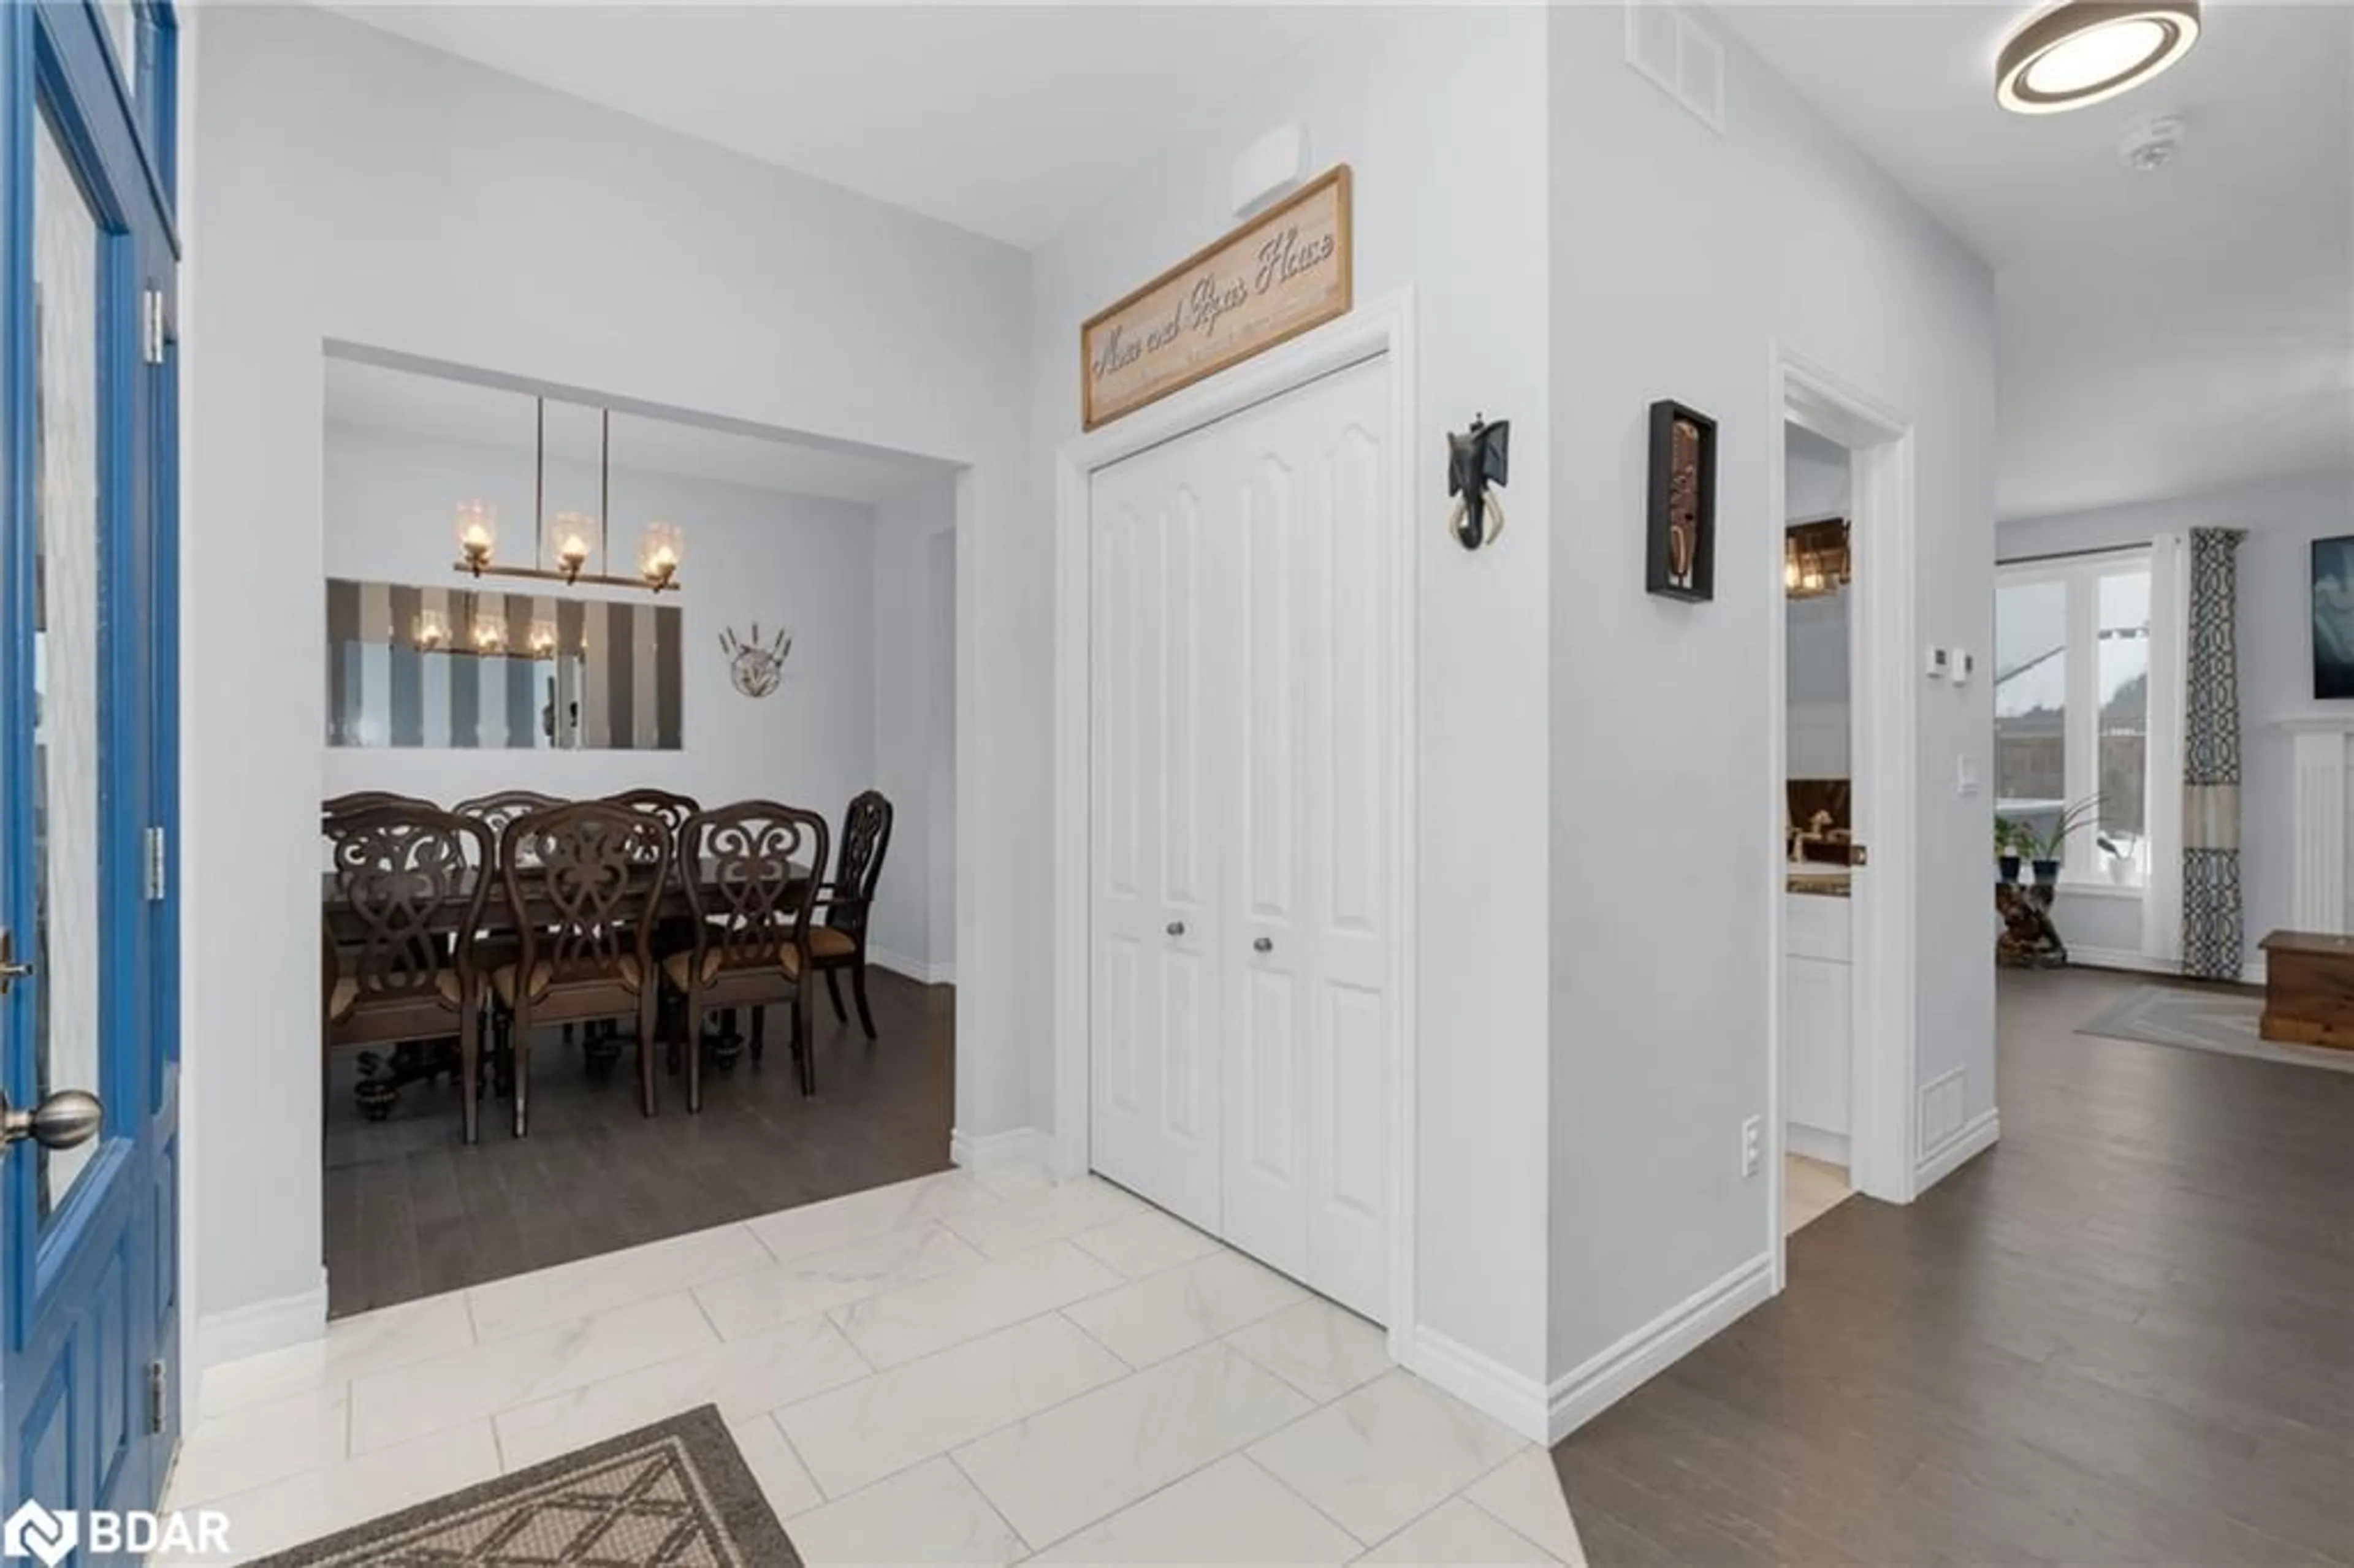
[97, 1, 140, 85]
[30, 104, 107, 1218]
[2097, 569, 2152, 884]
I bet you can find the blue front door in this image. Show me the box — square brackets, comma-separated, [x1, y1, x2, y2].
[2, 1, 181, 1551]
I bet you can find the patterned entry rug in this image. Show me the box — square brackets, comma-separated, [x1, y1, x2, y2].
[2077, 986, 2354, 1075]
[253, 1406, 800, 1567]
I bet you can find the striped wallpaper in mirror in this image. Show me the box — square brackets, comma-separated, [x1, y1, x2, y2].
[325, 578, 682, 750]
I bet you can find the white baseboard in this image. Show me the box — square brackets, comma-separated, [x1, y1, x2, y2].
[869, 947, 955, 986]
[2070, 946, 2267, 987]
[1914, 1106, 1999, 1193]
[948, 1126, 1053, 1173]
[196, 1274, 328, 1372]
[1404, 1327, 1552, 1444]
[1785, 1122, 1849, 1167]
[1544, 1252, 1774, 1444]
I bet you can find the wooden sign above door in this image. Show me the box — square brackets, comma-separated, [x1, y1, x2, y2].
[1081, 166, 1352, 430]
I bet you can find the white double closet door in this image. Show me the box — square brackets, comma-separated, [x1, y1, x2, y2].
[1088, 355, 1395, 1323]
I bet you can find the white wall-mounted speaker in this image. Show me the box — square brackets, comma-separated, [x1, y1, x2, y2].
[1231, 124, 1308, 218]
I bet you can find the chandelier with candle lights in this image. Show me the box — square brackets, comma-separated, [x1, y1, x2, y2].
[451, 398, 684, 595]
[411, 593, 563, 661]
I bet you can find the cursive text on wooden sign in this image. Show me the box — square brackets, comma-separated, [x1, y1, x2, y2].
[1081, 166, 1352, 430]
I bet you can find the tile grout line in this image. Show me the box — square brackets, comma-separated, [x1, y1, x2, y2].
[825, 1254, 1132, 1371]
[1456, 1475, 1575, 1566]
[947, 1374, 1339, 1561]
[1050, 1305, 1140, 1372]
[935, 1320, 1354, 1556]
[766, 1247, 1390, 1526]
[765, 1414, 828, 1521]
[1238, 1449, 1375, 1552]
[942, 1445, 1038, 1555]
[770, 1314, 1144, 1506]
[775, 1321, 1259, 1520]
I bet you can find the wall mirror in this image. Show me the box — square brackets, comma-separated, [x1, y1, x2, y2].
[324, 578, 682, 750]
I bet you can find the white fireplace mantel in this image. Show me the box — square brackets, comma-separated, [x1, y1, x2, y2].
[2276, 714, 2354, 933]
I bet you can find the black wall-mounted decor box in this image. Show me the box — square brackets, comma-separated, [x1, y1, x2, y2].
[1647, 399, 1717, 603]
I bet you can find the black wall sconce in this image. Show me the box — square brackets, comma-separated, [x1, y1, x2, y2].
[1446, 414, 1510, 551]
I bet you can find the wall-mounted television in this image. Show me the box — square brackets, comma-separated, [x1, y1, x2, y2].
[2314, 536, 2354, 699]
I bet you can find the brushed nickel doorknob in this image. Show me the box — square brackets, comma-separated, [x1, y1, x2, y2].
[1166, 921, 1186, 937]
[0, 1089, 102, 1152]
[1254, 936, 1273, 954]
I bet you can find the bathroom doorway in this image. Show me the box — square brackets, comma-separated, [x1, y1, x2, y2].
[1766, 345, 1927, 1292]
[1781, 422, 1858, 1236]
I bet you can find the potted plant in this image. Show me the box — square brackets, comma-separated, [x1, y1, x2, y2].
[1994, 818, 2024, 885]
[2027, 797, 2103, 885]
[2100, 834, 2133, 883]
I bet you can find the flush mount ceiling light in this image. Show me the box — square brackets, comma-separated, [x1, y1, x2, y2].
[1996, 0, 2201, 114]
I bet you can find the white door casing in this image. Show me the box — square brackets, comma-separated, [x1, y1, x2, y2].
[1767, 342, 1924, 1296]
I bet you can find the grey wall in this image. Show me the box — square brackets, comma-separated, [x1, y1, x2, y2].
[869, 476, 959, 977]
[1787, 426, 1851, 519]
[322, 424, 879, 821]
[1029, 4, 1558, 1387]
[183, 4, 1030, 1358]
[1999, 470, 2354, 964]
[1547, 7, 1996, 1381]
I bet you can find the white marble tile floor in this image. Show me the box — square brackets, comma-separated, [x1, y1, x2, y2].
[164, 1167, 1587, 1566]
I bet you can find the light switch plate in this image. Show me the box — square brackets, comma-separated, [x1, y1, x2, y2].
[1957, 755, 1981, 797]
[1924, 646, 1950, 680]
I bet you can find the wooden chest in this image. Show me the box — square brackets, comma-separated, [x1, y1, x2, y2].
[2258, 930, 2354, 1049]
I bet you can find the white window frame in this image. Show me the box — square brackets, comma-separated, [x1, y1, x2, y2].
[1996, 548, 2154, 892]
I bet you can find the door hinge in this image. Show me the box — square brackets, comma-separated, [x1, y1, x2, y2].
[144, 824, 168, 902]
[147, 1358, 168, 1434]
[142, 287, 167, 365]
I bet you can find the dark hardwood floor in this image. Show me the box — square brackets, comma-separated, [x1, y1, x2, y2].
[322, 969, 954, 1319]
[1554, 966, 2353, 1566]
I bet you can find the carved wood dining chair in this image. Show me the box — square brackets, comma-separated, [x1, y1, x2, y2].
[605, 787, 699, 839]
[810, 790, 895, 1040]
[321, 805, 495, 1142]
[452, 789, 568, 1063]
[323, 790, 433, 823]
[453, 788, 565, 845]
[492, 802, 672, 1135]
[664, 802, 831, 1104]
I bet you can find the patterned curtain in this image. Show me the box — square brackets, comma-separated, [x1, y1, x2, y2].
[2181, 528, 2246, 980]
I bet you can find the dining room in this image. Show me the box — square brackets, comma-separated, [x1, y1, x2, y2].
[316, 353, 962, 1321]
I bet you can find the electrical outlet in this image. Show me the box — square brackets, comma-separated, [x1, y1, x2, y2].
[1740, 1115, 1762, 1178]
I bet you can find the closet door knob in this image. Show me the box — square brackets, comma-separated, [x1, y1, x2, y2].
[1253, 936, 1273, 954]
[1165, 921, 1186, 937]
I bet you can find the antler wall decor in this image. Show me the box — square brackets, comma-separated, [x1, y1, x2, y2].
[720, 623, 792, 699]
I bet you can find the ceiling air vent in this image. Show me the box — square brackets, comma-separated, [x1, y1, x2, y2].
[1626, 1, 1727, 135]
